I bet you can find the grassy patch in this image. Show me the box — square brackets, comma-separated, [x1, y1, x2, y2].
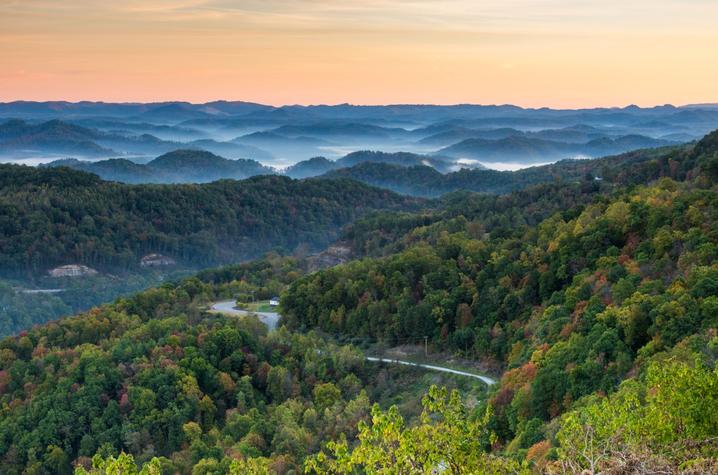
[237, 300, 275, 313]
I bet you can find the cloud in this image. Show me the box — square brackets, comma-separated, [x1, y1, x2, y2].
[1, 0, 716, 105]
[5, 0, 716, 36]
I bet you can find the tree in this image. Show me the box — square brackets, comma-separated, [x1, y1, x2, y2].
[266, 366, 293, 402]
[554, 359, 718, 473]
[313, 382, 341, 411]
[74, 453, 161, 475]
[229, 457, 272, 474]
[306, 386, 526, 474]
[45, 445, 71, 475]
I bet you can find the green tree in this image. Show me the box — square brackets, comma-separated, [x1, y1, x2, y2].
[313, 382, 341, 411]
[75, 453, 161, 475]
[555, 359, 718, 472]
[306, 386, 526, 474]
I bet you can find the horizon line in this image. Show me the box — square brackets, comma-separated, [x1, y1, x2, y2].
[1, 99, 717, 111]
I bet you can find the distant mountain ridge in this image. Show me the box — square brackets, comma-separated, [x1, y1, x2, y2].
[0, 163, 422, 277]
[44, 150, 274, 184]
[2, 101, 715, 135]
[0, 119, 116, 157]
[322, 129, 717, 196]
[0, 103, 711, 185]
[0, 118, 272, 160]
[42, 133, 703, 195]
[44, 148, 480, 184]
[438, 134, 676, 163]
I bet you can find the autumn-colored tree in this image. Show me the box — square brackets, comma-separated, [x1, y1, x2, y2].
[306, 385, 526, 474]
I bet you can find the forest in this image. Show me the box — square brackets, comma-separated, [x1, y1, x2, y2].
[0, 165, 420, 276]
[0, 130, 716, 473]
[5, 0, 718, 469]
[323, 142, 695, 197]
[0, 165, 420, 336]
[277, 129, 718, 471]
[0, 256, 490, 474]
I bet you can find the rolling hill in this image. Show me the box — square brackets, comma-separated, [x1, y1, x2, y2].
[0, 163, 422, 276]
[0, 119, 274, 161]
[44, 150, 274, 184]
[0, 129, 716, 474]
[438, 134, 676, 164]
[279, 128, 718, 471]
[0, 119, 116, 158]
[320, 141, 690, 197]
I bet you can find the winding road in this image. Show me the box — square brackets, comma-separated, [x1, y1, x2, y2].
[209, 300, 495, 385]
[365, 356, 496, 385]
[209, 300, 281, 330]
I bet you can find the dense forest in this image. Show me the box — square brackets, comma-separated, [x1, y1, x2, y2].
[0, 257, 488, 474]
[322, 143, 691, 197]
[45, 150, 275, 184]
[336, 135, 710, 258]
[0, 165, 421, 276]
[278, 129, 718, 470]
[0, 165, 420, 336]
[0, 271, 194, 338]
[0, 130, 716, 473]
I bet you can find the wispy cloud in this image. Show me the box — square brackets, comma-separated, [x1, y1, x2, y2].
[1, 0, 716, 105]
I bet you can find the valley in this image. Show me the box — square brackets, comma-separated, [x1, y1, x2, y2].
[208, 299, 496, 384]
[2, 102, 715, 174]
[0, 103, 717, 474]
[5, 1, 718, 472]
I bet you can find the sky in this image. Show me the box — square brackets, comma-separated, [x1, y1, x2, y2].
[1, 0, 717, 107]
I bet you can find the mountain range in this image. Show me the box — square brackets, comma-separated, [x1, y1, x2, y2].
[1, 126, 718, 474]
[437, 134, 675, 164]
[0, 119, 269, 161]
[1, 101, 715, 171]
[43, 143, 682, 197]
[44, 150, 274, 184]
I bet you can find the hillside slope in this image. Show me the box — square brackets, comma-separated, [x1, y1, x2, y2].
[0, 132, 717, 474]
[0, 257, 495, 474]
[0, 164, 422, 276]
[280, 130, 718, 467]
[322, 142, 689, 197]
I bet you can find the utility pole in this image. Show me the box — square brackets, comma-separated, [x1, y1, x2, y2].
[424, 336, 428, 357]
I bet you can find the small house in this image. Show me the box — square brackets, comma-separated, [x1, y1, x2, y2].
[269, 297, 280, 307]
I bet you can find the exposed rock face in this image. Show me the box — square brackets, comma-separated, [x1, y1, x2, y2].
[48, 264, 98, 278]
[307, 244, 352, 271]
[140, 253, 176, 268]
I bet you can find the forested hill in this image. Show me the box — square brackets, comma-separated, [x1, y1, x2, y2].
[0, 130, 717, 474]
[0, 259, 378, 474]
[0, 164, 422, 276]
[45, 150, 275, 184]
[321, 141, 701, 197]
[0, 132, 717, 474]
[336, 129, 718, 258]
[278, 129, 718, 470]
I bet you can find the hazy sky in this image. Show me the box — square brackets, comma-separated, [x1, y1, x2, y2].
[1, 0, 717, 107]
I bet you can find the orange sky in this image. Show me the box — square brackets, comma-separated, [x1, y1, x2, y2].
[1, 0, 717, 107]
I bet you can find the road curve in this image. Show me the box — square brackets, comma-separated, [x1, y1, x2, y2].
[209, 300, 280, 330]
[209, 300, 495, 385]
[366, 356, 496, 385]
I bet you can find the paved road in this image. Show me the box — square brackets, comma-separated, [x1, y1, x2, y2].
[15, 288, 65, 294]
[209, 300, 281, 330]
[366, 356, 496, 385]
[209, 300, 495, 385]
